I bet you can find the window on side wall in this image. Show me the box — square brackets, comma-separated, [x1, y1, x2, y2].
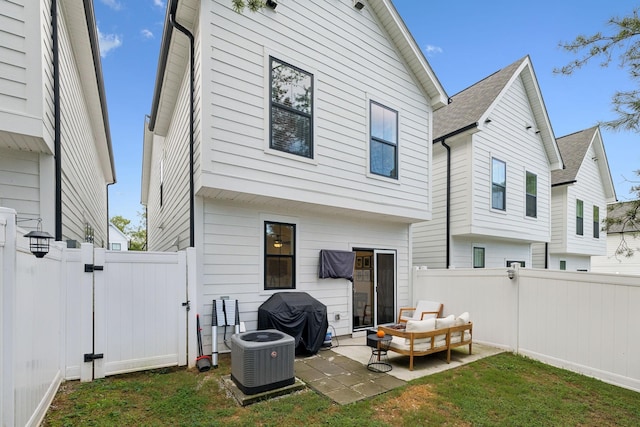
[576, 199, 584, 236]
[270, 57, 313, 158]
[473, 247, 485, 268]
[264, 221, 296, 290]
[492, 158, 506, 210]
[111, 243, 121, 251]
[593, 205, 599, 238]
[560, 260, 566, 270]
[370, 101, 398, 179]
[526, 171, 537, 218]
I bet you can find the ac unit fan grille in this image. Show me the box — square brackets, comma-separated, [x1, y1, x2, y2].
[241, 331, 284, 342]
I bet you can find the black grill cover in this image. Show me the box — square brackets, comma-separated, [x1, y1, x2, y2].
[257, 292, 328, 355]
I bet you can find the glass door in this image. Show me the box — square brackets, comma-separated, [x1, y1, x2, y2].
[352, 249, 396, 330]
[374, 250, 396, 326]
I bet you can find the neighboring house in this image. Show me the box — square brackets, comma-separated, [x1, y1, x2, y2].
[141, 0, 448, 337]
[532, 126, 616, 271]
[108, 223, 130, 251]
[0, 0, 115, 247]
[591, 201, 639, 275]
[412, 56, 563, 269]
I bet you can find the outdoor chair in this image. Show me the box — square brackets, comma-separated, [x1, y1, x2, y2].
[397, 300, 443, 325]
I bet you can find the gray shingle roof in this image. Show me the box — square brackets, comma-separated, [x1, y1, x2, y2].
[433, 56, 527, 140]
[552, 126, 598, 185]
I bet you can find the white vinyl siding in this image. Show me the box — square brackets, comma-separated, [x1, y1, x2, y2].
[200, 0, 432, 221]
[592, 232, 640, 275]
[468, 76, 551, 242]
[450, 237, 531, 269]
[57, 10, 108, 246]
[200, 199, 411, 344]
[562, 143, 608, 257]
[0, 148, 40, 220]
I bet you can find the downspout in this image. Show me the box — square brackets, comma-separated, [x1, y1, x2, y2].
[52, 0, 62, 241]
[433, 122, 478, 269]
[544, 242, 548, 269]
[441, 140, 451, 269]
[168, 11, 195, 248]
[106, 182, 114, 249]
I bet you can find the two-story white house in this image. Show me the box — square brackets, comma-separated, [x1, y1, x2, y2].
[412, 56, 563, 269]
[0, 0, 115, 247]
[591, 200, 640, 275]
[141, 0, 447, 341]
[532, 126, 616, 271]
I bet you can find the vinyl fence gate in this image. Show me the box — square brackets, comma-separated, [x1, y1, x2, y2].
[69, 245, 189, 382]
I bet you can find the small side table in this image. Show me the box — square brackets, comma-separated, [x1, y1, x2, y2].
[367, 334, 392, 373]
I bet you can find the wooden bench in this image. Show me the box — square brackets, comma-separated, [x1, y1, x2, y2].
[378, 319, 472, 371]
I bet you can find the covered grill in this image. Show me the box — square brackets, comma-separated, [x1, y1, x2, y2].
[257, 292, 328, 355]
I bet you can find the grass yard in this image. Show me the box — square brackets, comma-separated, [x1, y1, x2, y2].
[43, 352, 639, 426]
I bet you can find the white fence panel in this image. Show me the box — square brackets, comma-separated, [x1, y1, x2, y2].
[414, 266, 640, 392]
[100, 250, 188, 376]
[62, 247, 84, 380]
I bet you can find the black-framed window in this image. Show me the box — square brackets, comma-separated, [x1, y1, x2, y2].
[473, 247, 485, 268]
[270, 57, 313, 158]
[492, 158, 506, 210]
[264, 221, 295, 290]
[506, 260, 525, 268]
[593, 205, 600, 238]
[560, 260, 566, 270]
[526, 171, 537, 218]
[576, 199, 584, 236]
[370, 101, 398, 179]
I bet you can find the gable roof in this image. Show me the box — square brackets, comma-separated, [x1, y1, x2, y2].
[552, 126, 616, 201]
[147, 0, 448, 134]
[433, 56, 563, 170]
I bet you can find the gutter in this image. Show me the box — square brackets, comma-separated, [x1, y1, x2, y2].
[433, 122, 477, 269]
[168, 8, 195, 248]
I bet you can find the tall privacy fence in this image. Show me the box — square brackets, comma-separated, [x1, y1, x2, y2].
[1, 208, 196, 427]
[413, 264, 639, 392]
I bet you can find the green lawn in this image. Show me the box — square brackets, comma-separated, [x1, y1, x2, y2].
[43, 353, 639, 426]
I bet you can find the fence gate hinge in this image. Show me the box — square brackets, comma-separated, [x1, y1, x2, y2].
[182, 300, 191, 311]
[84, 264, 104, 273]
[84, 353, 104, 362]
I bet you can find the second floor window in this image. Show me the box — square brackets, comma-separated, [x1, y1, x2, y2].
[593, 205, 600, 238]
[370, 101, 398, 179]
[576, 199, 584, 236]
[270, 57, 313, 158]
[526, 172, 537, 218]
[492, 158, 506, 210]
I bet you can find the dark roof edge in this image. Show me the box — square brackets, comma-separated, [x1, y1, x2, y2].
[148, 0, 179, 132]
[433, 122, 478, 143]
[83, 0, 116, 182]
[551, 180, 577, 187]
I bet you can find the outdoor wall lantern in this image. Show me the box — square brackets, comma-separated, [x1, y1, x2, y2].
[507, 269, 515, 280]
[18, 218, 54, 258]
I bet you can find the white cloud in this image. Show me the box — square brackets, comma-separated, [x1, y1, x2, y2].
[424, 44, 443, 57]
[100, 0, 122, 11]
[98, 28, 123, 57]
[153, 0, 165, 8]
[141, 29, 154, 39]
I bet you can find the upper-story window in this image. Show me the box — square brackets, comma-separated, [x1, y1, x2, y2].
[491, 158, 506, 210]
[526, 172, 537, 218]
[264, 221, 296, 290]
[370, 101, 398, 179]
[270, 57, 313, 158]
[593, 205, 600, 238]
[576, 199, 584, 236]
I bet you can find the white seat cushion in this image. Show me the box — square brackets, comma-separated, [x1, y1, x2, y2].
[404, 318, 436, 345]
[435, 314, 455, 341]
[412, 300, 441, 320]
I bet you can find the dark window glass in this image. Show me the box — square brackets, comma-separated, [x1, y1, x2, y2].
[492, 158, 506, 210]
[473, 247, 485, 268]
[526, 172, 537, 218]
[270, 58, 313, 158]
[370, 101, 398, 179]
[593, 205, 599, 238]
[576, 199, 584, 236]
[264, 222, 295, 289]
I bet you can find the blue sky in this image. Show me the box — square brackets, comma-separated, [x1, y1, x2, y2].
[94, 0, 640, 225]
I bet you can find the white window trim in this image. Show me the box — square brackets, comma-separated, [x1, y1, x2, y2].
[472, 244, 486, 268]
[365, 93, 402, 184]
[490, 155, 507, 213]
[263, 47, 318, 165]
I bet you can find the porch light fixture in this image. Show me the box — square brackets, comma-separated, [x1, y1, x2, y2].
[507, 269, 515, 280]
[18, 218, 54, 258]
[273, 238, 283, 248]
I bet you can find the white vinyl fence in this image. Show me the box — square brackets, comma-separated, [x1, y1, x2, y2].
[414, 264, 640, 392]
[0, 208, 196, 427]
